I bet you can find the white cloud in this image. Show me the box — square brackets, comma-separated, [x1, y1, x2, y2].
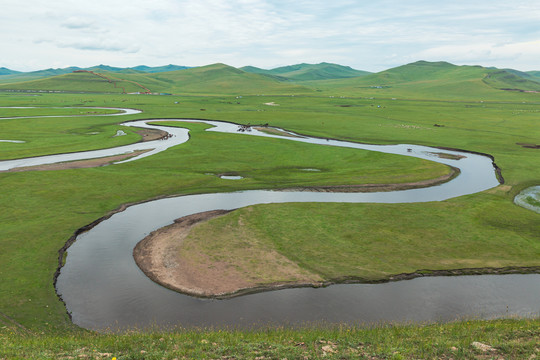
[415, 40, 540, 69]
[2, 0, 540, 71]
[61, 17, 95, 30]
[57, 38, 141, 54]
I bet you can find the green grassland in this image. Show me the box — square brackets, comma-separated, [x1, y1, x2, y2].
[2, 319, 538, 359]
[0, 114, 141, 160]
[0, 61, 539, 357]
[0, 93, 454, 333]
[183, 196, 540, 284]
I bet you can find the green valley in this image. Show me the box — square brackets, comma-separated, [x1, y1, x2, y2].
[0, 60, 539, 359]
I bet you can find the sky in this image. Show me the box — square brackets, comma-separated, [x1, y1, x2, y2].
[2, 0, 540, 72]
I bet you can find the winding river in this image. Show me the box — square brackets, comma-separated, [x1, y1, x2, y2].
[1, 107, 538, 331]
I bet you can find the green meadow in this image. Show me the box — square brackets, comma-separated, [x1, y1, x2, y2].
[0, 61, 539, 358]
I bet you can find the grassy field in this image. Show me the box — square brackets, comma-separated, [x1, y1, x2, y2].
[2, 319, 539, 359]
[0, 62, 539, 357]
[181, 194, 540, 286]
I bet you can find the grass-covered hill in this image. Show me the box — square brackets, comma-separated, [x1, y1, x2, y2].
[0, 67, 20, 76]
[0, 71, 147, 94]
[1, 60, 540, 100]
[0, 63, 313, 95]
[307, 60, 540, 99]
[241, 62, 370, 81]
[0, 64, 190, 84]
[527, 70, 540, 82]
[0, 67, 82, 84]
[122, 63, 313, 94]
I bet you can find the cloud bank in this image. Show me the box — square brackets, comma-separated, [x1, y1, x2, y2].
[1, 0, 539, 72]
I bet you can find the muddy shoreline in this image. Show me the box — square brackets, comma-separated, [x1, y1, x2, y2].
[133, 208, 540, 299]
[4, 150, 152, 172]
[204, 264, 540, 300]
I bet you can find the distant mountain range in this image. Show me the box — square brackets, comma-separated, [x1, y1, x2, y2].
[0, 65, 191, 84]
[0, 63, 367, 83]
[0, 67, 21, 76]
[1, 61, 539, 98]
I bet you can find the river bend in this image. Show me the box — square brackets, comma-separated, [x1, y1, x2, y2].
[2, 107, 537, 331]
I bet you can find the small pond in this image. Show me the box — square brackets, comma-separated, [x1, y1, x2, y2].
[514, 186, 540, 213]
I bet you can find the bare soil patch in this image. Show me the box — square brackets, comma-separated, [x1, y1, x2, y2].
[133, 210, 324, 298]
[253, 127, 302, 138]
[135, 128, 169, 142]
[425, 151, 466, 160]
[516, 142, 540, 149]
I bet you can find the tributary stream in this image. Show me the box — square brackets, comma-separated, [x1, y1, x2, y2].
[2, 108, 538, 331]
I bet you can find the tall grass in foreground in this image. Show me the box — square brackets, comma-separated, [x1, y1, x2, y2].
[1, 319, 538, 359]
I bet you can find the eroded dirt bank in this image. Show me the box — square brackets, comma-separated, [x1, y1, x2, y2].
[4, 150, 151, 172]
[132, 170, 463, 298]
[133, 210, 325, 298]
[2, 127, 165, 173]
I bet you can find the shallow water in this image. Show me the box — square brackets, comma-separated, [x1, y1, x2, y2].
[220, 175, 244, 180]
[57, 190, 539, 331]
[514, 186, 540, 213]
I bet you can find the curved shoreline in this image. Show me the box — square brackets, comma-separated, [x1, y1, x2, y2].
[133, 208, 540, 299]
[42, 110, 510, 328]
[55, 167, 461, 311]
[281, 166, 459, 192]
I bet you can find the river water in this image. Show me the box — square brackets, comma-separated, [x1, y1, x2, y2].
[2, 108, 537, 331]
[56, 190, 539, 331]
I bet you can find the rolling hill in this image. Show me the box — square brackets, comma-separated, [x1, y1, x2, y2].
[525, 71, 540, 82]
[1, 61, 539, 99]
[0, 71, 146, 93]
[0, 67, 20, 75]
[129, 63, 313, 94]
[241, 62, 370, 81]
[0, 64, 191, 85]
[0, 63, 313, 95]
[305, 60, 540, 99]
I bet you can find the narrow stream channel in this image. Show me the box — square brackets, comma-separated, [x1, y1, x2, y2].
[2, 108, 538, 331]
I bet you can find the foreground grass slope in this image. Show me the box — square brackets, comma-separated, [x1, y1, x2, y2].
[2, 319, 539, 359]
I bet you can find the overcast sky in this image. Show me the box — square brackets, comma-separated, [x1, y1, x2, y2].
[2, 0, 540, 72]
